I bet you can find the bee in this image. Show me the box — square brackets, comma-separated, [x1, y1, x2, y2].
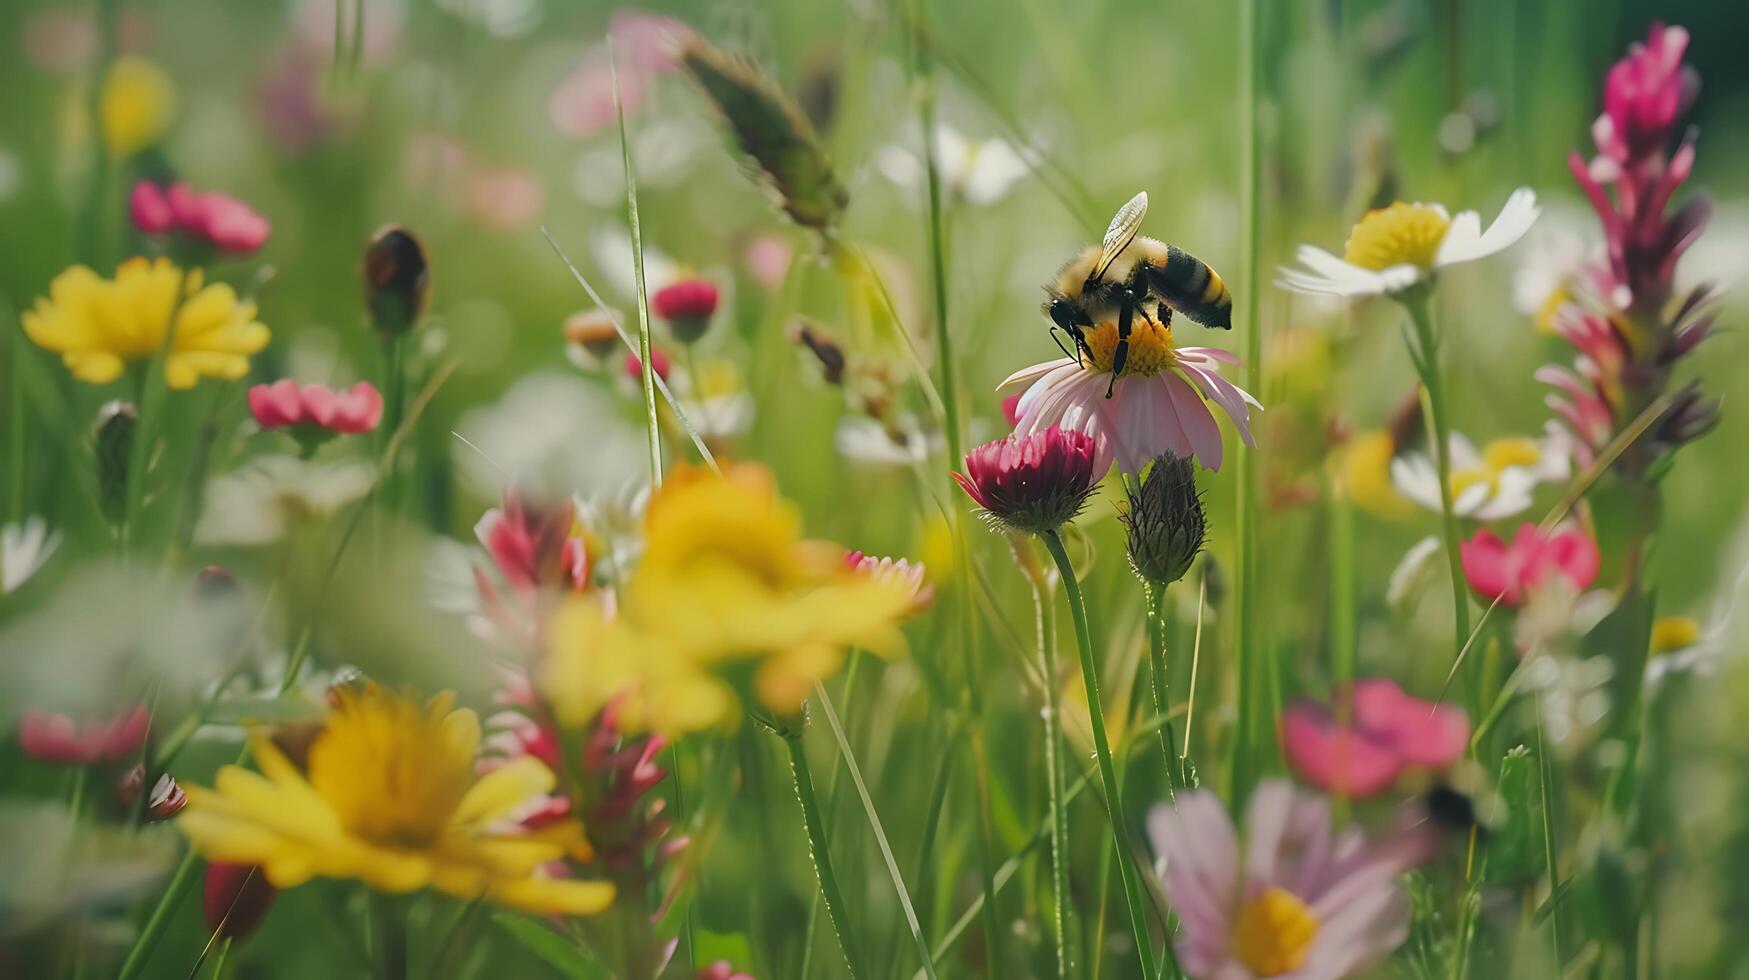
[1043, 192, 1233, 397]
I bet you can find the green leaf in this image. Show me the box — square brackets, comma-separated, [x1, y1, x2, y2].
[204, 696, 325, 725]
[492, 914, 608, 980]
[691, 929, 754, 969]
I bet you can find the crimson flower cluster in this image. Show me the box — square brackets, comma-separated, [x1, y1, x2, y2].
[1544, 23, 1719, 473]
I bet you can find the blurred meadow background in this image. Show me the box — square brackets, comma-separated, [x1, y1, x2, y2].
[2, 0, 1749, 977]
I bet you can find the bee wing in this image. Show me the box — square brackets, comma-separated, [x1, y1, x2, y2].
[1092, 191, 1148, 280]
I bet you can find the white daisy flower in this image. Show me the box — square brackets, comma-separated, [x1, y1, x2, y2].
[1389, 423, 1570, 521]
[835, 414, 942, 468]
[195, 456, 374, 546]
[2, 516, 61, 593]
[874, 122, 1030, 207]
[1278, 188, 1540, 298]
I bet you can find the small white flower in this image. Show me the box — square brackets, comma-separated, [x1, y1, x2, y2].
[2, 517, 61, 593]
[835, 414, 942, 468]
[195, 456, 374, 546]
[1278, 188, 1540, 298]
[1390, 425, 1569, 521]
[875, 122, 1030, 207]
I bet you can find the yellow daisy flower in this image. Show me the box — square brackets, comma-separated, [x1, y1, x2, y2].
[21, 257, 270, 389]
[543, 463, 916, 735]
[177, 686, 614, 917]
[101, 56, 175, 158]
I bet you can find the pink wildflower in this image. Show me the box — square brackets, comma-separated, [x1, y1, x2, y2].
[19, 704, 150, 766]
[1460, 523, 1601, 608]
[1282, 679, 1470, 798]
[953, 427, 1100, 534]
[248, 380, 383, 437]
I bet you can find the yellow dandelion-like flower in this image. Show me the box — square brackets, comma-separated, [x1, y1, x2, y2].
[101, 56, 175, 158]
[21, 257, 270, 389]
[543, 463, 916, 735]
[177, 685, 614, 917]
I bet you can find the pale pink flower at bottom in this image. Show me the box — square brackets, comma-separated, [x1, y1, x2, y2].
[1149, 781, 1438, 980]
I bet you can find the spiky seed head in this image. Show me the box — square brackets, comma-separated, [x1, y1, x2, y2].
[1120, 451, 1207, 587]
[681, 36, 848, 231]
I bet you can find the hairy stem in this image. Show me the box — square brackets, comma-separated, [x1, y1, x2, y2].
[1404, 289, 1472, 671]
[1041, 528, 1158, 978]
[784, 726, 861, 978]
[1028, 575, 1074, 979]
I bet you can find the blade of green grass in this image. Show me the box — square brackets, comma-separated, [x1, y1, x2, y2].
[610, 41, 663, 489]
[814, 682, 938, 980]
[539, 227, 719, 474]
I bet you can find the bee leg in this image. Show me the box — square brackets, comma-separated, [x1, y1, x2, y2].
[1157, 302, 1173, 327]
[1107, 298, 1135, 398]
[1048, 325, 1075, 361]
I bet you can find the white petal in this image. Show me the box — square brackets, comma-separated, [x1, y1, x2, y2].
[1436, 187, 1540, 267]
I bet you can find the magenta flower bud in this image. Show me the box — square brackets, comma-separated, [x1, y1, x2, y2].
[129, 181, 175, 234]
[651, 278, 720, 345]
[953, 427, 1100, 535]
[117, 766, 189, 820]
[203, 862, 277, 940]
[1597, 23, 1698, 165]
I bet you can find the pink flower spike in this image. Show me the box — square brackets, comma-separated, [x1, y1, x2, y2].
[19, 704, 150, 766]
[129, 181, 175, 234]
[1460, 523, 1600, 608]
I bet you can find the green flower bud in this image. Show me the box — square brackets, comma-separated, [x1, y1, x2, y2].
[1120, 452, 1206, 587]
[94, 400, 137, 527]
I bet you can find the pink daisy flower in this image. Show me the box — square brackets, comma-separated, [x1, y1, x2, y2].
[1002, 318, 1259, 475]
[19, 704, 150, 766]
[1460, 522, 1600, 607]
[1282, 679, 1470, 798]
[248, 380, 384, 437]
[1149, 780, 1439, 980]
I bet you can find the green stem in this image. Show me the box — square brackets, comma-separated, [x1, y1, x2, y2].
[209, 938, 232, 980]
[1403, 289, 1472, 667]
[1040, 528, 1158, 978]
[374, 894, 407, 980]
[908, 0, 962, 466]
[116, 849, 202, 980]
[8, 311, 26, 523]
[1143, 583, 1179, 797]
[1028, 576, 1073, 979]
[783, 727, 860, 978]
[122, 270, 194, 552]
[1230, 0, 1267, 806]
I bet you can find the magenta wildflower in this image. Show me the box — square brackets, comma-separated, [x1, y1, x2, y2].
[130, 181, 271, 255]
[1460, 523, 1600, 608]
[953, 427, 1100, 534]
[19, 704, 149, 766]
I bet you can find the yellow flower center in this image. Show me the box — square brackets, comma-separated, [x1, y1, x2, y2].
[1650, 616, 1702, 654]
[1449, 438, 1542, 500]
[1482, 437, 1541, 472]
[307, 691, 476, 848]
[1233, 887, 1320, 977]
[1082, 319, 1176, 377]
[1535, 285, 1570, 335]
[1343, 202, 1451, 271]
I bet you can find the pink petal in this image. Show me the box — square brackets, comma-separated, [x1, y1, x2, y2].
[1165, 373, 1223, 471]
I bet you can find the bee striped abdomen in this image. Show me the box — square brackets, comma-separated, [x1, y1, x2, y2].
[1150, 244, 1233, 329]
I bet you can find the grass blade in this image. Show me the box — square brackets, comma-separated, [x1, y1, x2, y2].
[610, 41, 663, 489]
[813, 682, 938, 980]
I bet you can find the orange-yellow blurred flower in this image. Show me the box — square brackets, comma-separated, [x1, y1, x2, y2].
[177, 686, 613, 916]
[1337, 429, 1412, 520]
[543, 463, 915, 734]
[22, 257, 269, 389]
